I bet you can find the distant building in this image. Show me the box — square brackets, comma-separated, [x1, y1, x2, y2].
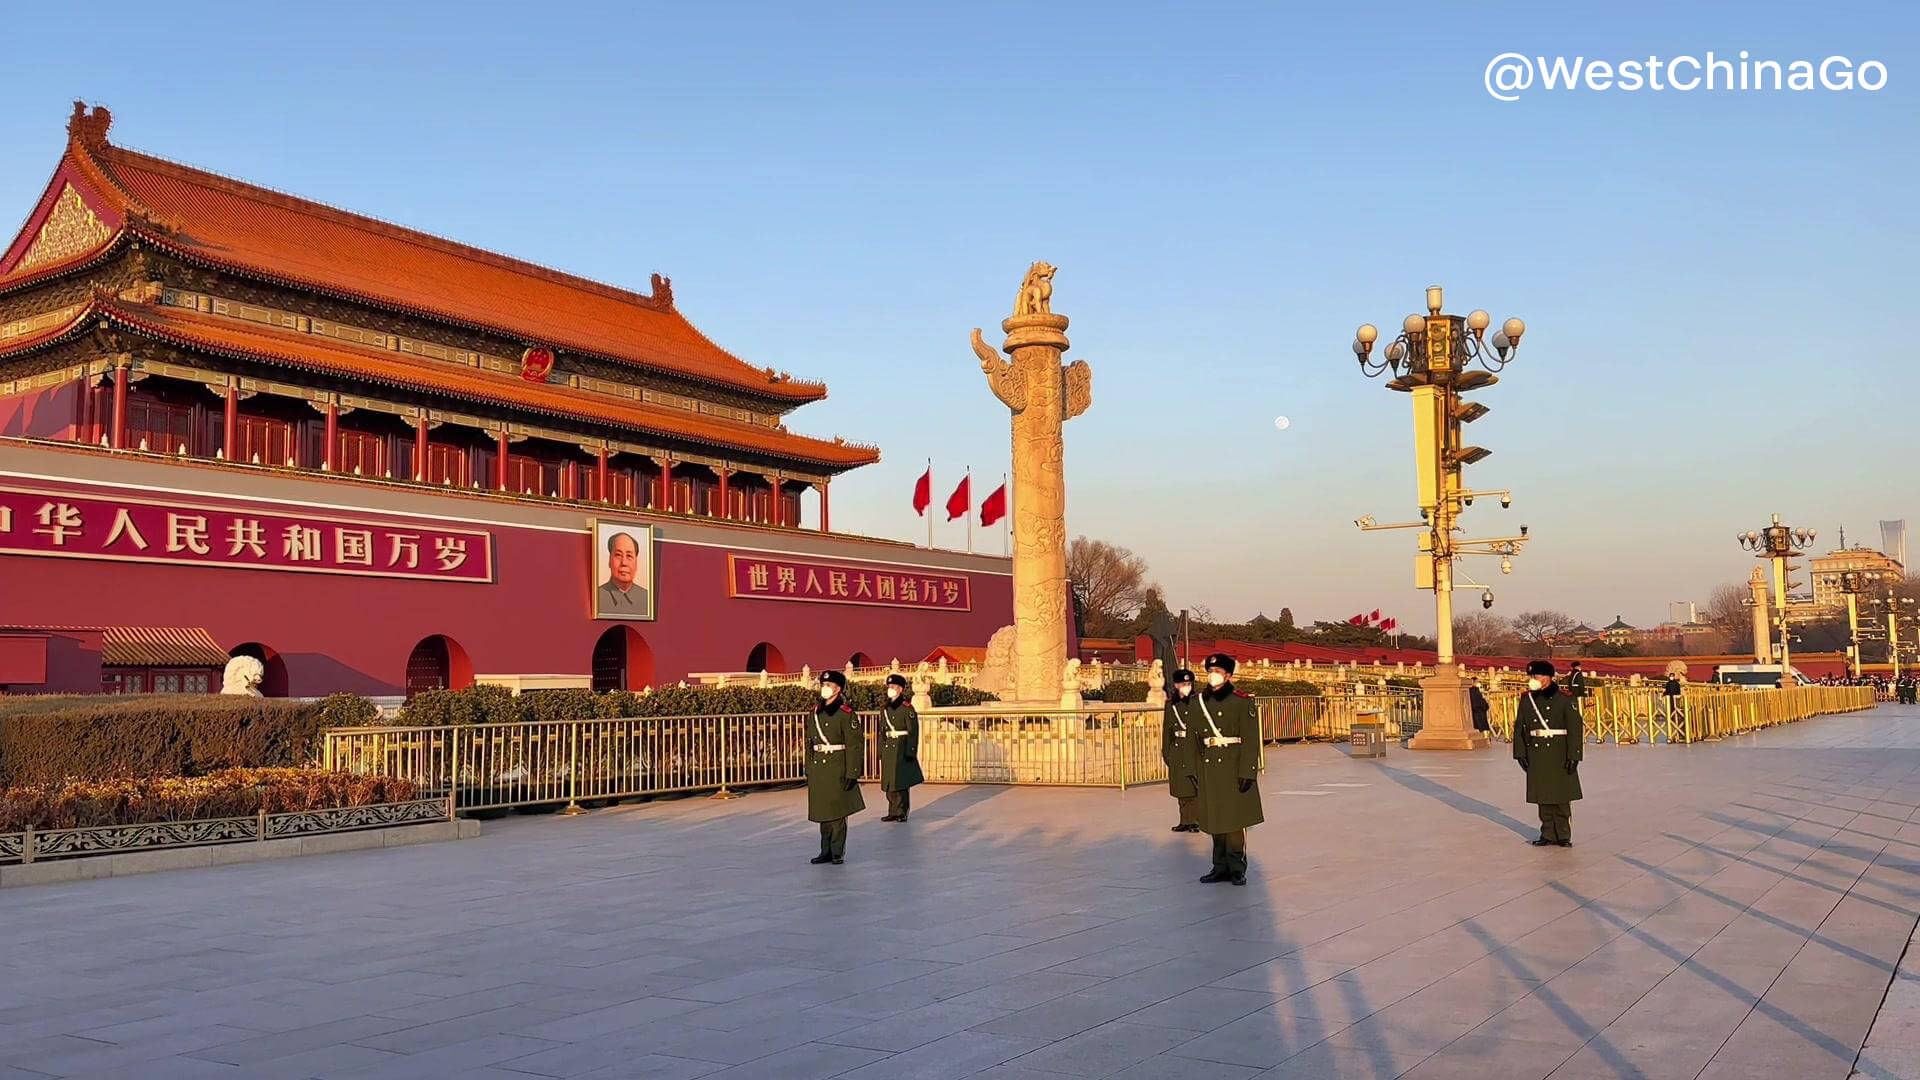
[1668, 601, 1698, 626]
[1811, 547, 1906, 611]
[1603, 615, 1635, 645]
[1883, 520, 1908, 569]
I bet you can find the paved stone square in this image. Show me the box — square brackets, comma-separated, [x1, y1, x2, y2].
[4, 705, 1920, 1080]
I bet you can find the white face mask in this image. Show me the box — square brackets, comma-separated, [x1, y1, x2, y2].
[886, 687, 901, 701]
[1207, 672, 1226, 689]
[1526, 677, 1545, 692]
[1175, 683, 1193, 698]
[820, 686, 837, 701]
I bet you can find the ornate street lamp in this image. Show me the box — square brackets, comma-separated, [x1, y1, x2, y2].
[1737, 514, 1815, 686]
[1866, 591, 1918, 680]
[1349, 284, 1530, 750]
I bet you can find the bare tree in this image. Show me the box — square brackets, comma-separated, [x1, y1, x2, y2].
[1704, 582, 1755, 648]
[1067, 537, 1153, 637]
[1452, 612, 1520, 656]
[1511, 609, 1576, 648]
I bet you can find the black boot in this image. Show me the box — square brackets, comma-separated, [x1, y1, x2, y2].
[1199, 870, 1231, 883]
[811, 853, 833, 864]
[1529, 837, 1553, 846]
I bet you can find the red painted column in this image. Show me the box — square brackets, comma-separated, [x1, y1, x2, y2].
[76, 374, 94, 445]
[109, 363, 129, 450]
[717, 469, 731, 520]
[660, 458, 673, 512]
[224, 384, 239, 461]
[322, 402, 339, 470]
[563, 461, 578, 501]
[413, 415, 429, 480]
[771, 477, 784, 527]
[596, 448, 609, 502]
[495, 431, 510, 491]
[819, 482, 830, 533]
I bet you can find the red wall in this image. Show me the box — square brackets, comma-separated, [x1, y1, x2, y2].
[0, 457, 1011, 697]
[0, 377, 79, 441]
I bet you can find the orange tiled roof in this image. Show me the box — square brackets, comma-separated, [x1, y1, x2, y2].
[0, 104, 827, 404]
[100, 626, 229, 667]
[3, 294, 879, 469]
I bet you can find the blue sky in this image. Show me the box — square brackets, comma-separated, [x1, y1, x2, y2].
[3, 1, 1913, 631]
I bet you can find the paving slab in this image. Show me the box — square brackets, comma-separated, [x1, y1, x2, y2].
[2, 705, 1919, 1078]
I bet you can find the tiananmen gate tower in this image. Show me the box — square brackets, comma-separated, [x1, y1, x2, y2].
[0, 103, 1010, 697]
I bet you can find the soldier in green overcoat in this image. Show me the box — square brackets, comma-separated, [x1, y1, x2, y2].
[807, 670, 865, 864]
[877, 673, 924, 822]
[1191, 653, 1263, 885]
[1513, 659, 1583, 847]
[1163, 668, 1202, 833]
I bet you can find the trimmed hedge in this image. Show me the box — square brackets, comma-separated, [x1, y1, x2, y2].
[394, 682, 999, 727]
[0, 696, 333, 785]
[0, 768, 417, 831]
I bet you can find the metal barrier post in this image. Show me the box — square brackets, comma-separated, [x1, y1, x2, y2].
[710, 714, 741, 800]
[564, 722, 587, 816]
[1117, 711, 1128, 790]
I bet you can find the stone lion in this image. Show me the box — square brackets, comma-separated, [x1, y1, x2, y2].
[221, 654, 265, 696]
[1015, 261, 1056, 317]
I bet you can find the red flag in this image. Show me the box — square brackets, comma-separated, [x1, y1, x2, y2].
[1383, 618, 1397, 632]
[945, 475, 971, 521]
[1349, 614, 1364, 626]
[979, 483, 1007, 527]
[912, 467, 931, 516]
[1369, 609, 1382, 623]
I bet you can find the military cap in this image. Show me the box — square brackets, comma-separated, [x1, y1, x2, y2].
[820, 670, 848, 688]
[885, 673, 909, 690]
[1526, 659, 1557, 677]
[1171, 668, 1195, 684]
[1204, 653, 1237, 675]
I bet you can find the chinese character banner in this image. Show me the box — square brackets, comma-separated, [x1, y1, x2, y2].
[727, 554, 971, 611]
[0, 486, 492, 582]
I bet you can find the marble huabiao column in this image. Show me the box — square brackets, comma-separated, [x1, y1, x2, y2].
[972, 262, 1091, 704]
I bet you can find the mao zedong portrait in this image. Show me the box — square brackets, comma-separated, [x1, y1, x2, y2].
[596, 530, 649, 617]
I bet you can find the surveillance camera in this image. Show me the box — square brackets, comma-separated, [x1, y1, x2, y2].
[1482, 592, 1495, 610]
[1419, 508, 1429, 521]
[1463, 496, 1474, 507]
[1520, 524, 1529, 537]
[1500, 494, 1512, 508]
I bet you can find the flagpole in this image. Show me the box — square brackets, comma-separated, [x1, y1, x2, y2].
[926, 458, 933, 550]
[1001, 471, 1009, 556]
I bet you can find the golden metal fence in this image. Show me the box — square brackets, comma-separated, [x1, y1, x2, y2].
[1483, 685, 1875, 744]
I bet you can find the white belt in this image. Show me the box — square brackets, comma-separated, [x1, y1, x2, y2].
[1529, 728, 1566, 737]
[883, 729, 904, 739]
[1204, 736, 1243, 747]
[813, 743, 846, 752]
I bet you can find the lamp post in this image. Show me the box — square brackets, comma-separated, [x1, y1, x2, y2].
[1737, 515, 1816, 686]
[1839, 571, 1865, 680]
[1866, 591, 1917, 680]
[1349, 285, 1531, 750]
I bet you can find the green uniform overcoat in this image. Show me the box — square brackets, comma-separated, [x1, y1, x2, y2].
[806, 701, 866, 822]
[878, 702, 925, 791]
[1512, 688, 1583, 804]
[1191, 686, 1264, 833]
[1163, 696, 1200, 799]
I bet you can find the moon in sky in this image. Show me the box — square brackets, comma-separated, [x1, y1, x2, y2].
[1273, 416, 1291, 430]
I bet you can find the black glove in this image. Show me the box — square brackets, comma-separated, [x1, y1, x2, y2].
[1187, 776, 1200, 789]
[1238, 778, 1253, 793]
[1566, 760, 1579, 775]
[1518, 760, 1530, 772]
[844, 778, 857, 790]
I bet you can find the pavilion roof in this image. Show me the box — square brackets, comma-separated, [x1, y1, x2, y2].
[0, 292, 879, 470]
[0, 104, 828, 406]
